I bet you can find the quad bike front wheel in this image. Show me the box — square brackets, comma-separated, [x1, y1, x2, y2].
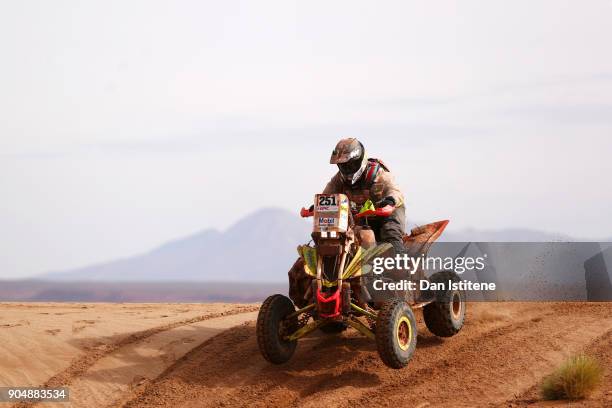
[423, 270, 466, 337]
[375, 300, 417, 369]
[256, 294, 298, 364]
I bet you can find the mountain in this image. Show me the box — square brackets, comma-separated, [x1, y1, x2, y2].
[43, 208, 605, 282]
[45, 208, 310, 282]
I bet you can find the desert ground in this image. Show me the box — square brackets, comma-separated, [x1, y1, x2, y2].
[0, 302, 610, 408]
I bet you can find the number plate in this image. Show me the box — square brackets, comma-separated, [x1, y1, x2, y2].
[316, 194, 339, 211]
[313, 194, 349, 233]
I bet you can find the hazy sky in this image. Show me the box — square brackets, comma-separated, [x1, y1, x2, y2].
[1, 1, 612, 278]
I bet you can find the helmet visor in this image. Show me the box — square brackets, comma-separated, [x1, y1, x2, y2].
[338, 159, 364, 178]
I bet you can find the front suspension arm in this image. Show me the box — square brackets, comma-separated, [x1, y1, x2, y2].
[284, 319, 325, 341]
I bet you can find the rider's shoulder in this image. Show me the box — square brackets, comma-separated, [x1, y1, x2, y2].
[364, 158, 391, 186]
[367, 157, 391, 172]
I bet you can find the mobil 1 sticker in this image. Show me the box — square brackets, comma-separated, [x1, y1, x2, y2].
[318, 217, 337, 226]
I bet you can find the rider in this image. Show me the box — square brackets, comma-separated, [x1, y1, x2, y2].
[323, 138, 430, 302]
[288, 138, 410, 307]
[322, 138, 406, 253]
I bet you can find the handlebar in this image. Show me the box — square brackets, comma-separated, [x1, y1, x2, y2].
[354, 205, 394, 219]
[300, 205, 395, 218]
[300, 207, 314, 217]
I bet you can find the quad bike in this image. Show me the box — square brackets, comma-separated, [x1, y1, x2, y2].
[256, 193, 466, 369]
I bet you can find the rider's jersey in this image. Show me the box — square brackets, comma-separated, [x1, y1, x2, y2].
[322, 158, 404, 209]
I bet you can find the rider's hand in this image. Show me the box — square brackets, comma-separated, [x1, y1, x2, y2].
[377, 196, 396, 208]
[308, 204, 314, 212]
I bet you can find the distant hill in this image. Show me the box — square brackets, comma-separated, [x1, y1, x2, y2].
[45, 208, 310, 282]
[43, 207, 606, 283]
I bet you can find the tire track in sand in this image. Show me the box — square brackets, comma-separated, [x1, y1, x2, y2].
[13, 305, 258, 408]
[119, 303, 612, 408]
[348, 303, 612, 408]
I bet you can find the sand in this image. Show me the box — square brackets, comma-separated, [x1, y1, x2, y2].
[0, 302, 610, 407]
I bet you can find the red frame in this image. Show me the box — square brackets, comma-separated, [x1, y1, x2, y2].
[316, 287, 342, 318]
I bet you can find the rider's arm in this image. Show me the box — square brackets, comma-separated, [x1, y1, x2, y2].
[322, 172, 343, 194]
[378, 170, 405, 207]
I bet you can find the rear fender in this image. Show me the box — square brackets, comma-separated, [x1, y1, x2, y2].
[403, 220, 449, 255]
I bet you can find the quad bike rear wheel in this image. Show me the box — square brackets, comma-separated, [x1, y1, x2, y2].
[375, 300, 417, 369]
[256, 294, 298, 364]
[423, 270, 466, 337]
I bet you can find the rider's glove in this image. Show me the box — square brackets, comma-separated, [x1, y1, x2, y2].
[308, 204, 314, 212]
[377, 196, 396, 208]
